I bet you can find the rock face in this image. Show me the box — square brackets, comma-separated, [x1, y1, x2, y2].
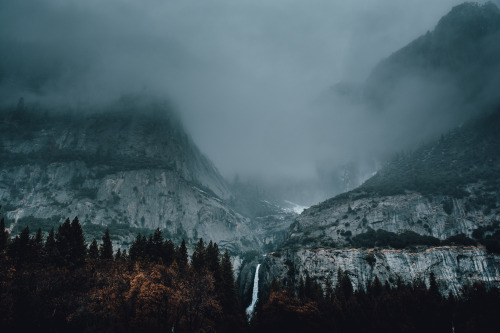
[262, 246, 500, 295]
[0, 97, 259, 252]
[290, 189, 498, 249]
[276, 114, 500, 293]
[265, 3, 500, 294]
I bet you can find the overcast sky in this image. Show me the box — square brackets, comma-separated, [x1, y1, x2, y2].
[0, 0, 497, 183]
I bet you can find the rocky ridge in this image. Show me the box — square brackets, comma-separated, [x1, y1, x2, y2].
[261, 246, 500, 295]
[252, 3, 500, 298]
[0, 97, 259, 252]
[289, 188, 498, 249]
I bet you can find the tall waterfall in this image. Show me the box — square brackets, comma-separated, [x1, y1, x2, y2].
[245, 264, 261, 321]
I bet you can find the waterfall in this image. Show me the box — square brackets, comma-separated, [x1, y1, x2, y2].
[245, 263, 261, 321]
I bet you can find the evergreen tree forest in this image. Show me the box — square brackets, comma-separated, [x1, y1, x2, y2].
[0, 216, 244, 332]
[1, 215, 500, 332]
[251, 271, 500, 333]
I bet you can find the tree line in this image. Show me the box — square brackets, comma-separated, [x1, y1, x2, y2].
[0, 215, 245, 332]
[2, 214, 499, 332]
[251, 270, 500, 333]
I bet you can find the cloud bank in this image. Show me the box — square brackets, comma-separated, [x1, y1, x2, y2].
[1, 0, 497, 194]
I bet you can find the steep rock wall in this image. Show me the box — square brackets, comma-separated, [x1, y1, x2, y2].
[0, 103, 257, 252]
[291, 190, 498, 248]
[262, 246, 500, 295]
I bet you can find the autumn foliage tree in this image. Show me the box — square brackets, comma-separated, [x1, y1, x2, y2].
[0, 216, 245, 332]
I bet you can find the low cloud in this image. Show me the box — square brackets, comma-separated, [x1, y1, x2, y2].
[1, 0, 498, 201]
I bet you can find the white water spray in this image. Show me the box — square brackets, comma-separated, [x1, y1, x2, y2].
[245, 264, 261, 321]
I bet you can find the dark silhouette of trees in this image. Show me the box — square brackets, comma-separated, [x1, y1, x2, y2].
[163, 239, 175, 266]
[150, 228, 164, 262]
[192, 238, 206, 274]
[176, 239, 188, 274]
[129, 233, 147, 261]
[220, 250, 240, 312]
[251, 269, 500, 333]
[8, 226, 31, 265]
[206, 240, 221, 272]
[44, 228, 58, 264]
[88, 239, 99, 260]
[114, 248, 122, 261]
[99, 228, 113, 260]
[0, 217, 10, 253]
[56, 217, 87, 268]
[2, 214, 499, 333]
[0, 216, 244, 332]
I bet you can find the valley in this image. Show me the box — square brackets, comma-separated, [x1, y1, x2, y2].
[1, 1, 500, 332]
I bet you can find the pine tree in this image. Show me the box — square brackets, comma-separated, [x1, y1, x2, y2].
[220, 250, 240, 313]
[206, 240, 221, 273]
[115, 248, 122, 261]
[176, 239, 188, 274]
[89, 239, 99, 260]
[56, 217, 87, 268]
[56, 218, 72, 265]
[33, 228, 43, 246]
[100, 228, 113, 260]
[206, 241, 222, 293]
[191, 238, 206, 273]
[311, 280, 324, 303]
[121, 248, 128, 260]
[370, 275, 383, 297]
[429, 272, 440, 297]
[129, 233, 141, 261]
[305, 274, 313, 300]
[162, 239, 175, 266]
[325, 277, 334, 303]
[44, 228, 58, 264]
[9, 226, 31, 264]
[0, 217, 10, 253]
[32, 228, 43, 262]
[146, 234, 154, 260]
[70, 216, 87, 267]
[298, 276, 305, 300]
[151, 228, 164, 262]
[129, 233, 147, 261]
[335, 269, 353, 300]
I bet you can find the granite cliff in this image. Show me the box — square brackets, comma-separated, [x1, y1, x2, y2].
[250, 3, 500, 300]
[0, 96, 259, 252]
[261, 246, 500, 296]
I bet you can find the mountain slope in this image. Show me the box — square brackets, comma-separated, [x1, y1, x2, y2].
[260, 2, 500, 295]
[365, 2, 500, 113]
[0, 96, 258, 252]
[264, 109, 500, 294]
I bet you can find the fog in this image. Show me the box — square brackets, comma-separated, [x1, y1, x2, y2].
[1, 0, 499, 203]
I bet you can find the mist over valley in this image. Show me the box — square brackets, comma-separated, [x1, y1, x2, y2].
[1, 1, 500, 332]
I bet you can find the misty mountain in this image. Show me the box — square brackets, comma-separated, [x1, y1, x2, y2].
[288, 1, 500, 250]
[0, 96, 259, 252]
[365, 2, 500, 114]
[360, 109, 500, 198]
[258, 2, 500, 297]
[286, 107, 500, 249]
[298, 2, 500, 205]
[263, 107, 500, 297]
